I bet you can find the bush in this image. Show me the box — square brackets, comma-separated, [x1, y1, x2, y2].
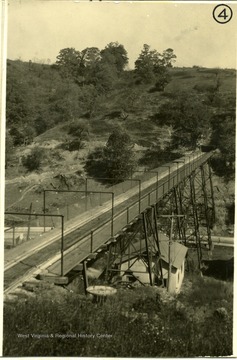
[60, 138, 85, 152]
[22, 147, 44, 171]
[67, 120, 89, 138]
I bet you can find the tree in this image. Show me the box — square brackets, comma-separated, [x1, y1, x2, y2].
[100, 42, 129, 74]
[153, 70, 171, 91]
[103, 129, 136, 182]
[56, 48, 84, 79]
[81, 47, 101, 68]
[210, 111, 235, 178]
[135, 44, 173, 89]
[135, 44, 158, 83]
[162, 48, 177, 68]
[49, 82, 81, 122]
[156, 93, 212, 149]
[85, 129, 136, 182]
[85, 61, 118, 92]
[78, 85, 99, 118]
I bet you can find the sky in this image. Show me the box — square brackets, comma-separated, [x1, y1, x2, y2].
[6, 1, 237, 69]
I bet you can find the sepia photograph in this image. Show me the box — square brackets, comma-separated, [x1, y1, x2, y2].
[2, 0, 236, 356]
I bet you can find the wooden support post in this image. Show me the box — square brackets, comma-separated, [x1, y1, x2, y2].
[168, 215, 174, 293]
[66, 204, 69, 221]
[85, 179, 88, 211]
[26, 203, 32, 241]
[90, 230, 93, 253]
[43, 190, 46, 232]
[138, 180, 141, 213]
[83, 261, 89, 295]
[12, 222, 15, 247]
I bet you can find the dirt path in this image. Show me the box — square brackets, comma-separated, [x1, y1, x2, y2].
[5, 185, 39, 210]
[5, 171, 54, 185]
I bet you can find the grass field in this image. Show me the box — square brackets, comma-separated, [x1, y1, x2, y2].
[3, 266, 233, 357]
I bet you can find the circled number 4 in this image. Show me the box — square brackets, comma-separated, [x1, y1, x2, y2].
[218, 8, 229, 20]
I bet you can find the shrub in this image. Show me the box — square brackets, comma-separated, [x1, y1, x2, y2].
[22, 147, 44, 171]
[60, 138, 85, 152]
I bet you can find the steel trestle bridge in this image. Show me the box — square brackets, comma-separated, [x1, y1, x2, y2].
[4, 151, 216, 295]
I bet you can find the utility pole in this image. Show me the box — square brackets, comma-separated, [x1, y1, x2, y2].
[168, 214, 174, 293]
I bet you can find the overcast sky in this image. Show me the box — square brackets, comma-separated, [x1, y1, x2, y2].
[7, 0, 237, 69]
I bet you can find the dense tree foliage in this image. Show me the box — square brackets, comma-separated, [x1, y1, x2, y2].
[103, 129, 136, 181]
[56, 48, 83, 79]
[5, 45, 235, 185]
[85, 129, 136, 183]
[135, 44, 175, 89]
[153, 92, 212, 149]
[22, 147, 44, 171]
[100, 42, 129, 74]
[210, 111, 235, 178]
[6, 42, 130, 147]
[162, 48, 177, 67]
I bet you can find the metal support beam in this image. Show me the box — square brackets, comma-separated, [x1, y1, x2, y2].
[189, 174, 202, 267]
[83, 261, 89, 295]
[208, 161, 216, 223]
[142, 212, 153, 286]
[200, 165, 213, 251]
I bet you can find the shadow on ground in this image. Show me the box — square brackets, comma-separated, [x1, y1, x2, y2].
[201, 257, 234, 281]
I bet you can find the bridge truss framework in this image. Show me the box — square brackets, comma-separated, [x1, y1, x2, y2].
[104, 159, 215, 290]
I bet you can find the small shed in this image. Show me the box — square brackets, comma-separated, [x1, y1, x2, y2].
[159, 239, 188, 294]
[115, 234, 188, 294]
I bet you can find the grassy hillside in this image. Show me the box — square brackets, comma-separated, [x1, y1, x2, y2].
[4, 60, 235, 357]
[4, 271, 233, 357]
[5, 60, 236, 234]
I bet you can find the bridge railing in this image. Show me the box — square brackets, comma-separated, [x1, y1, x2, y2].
[58, 151, 213, 275]
[4, 151, 213, 277]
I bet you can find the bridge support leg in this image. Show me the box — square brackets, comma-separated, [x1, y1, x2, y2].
[208, 161, 216, 224]
[189, 174, 202, 268]
[152, 205, 164, 286]
[142, 212, 153, 286]
[83, 261, 89, 295]
[200, 164, 213, 251]
[175, 184, 187, 245]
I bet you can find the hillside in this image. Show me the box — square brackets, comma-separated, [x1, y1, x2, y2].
[3, 58, 235, 357]
[5, 59, 236, 235]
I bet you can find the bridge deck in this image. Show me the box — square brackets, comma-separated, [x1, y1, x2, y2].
[4, 151, 213, 288]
